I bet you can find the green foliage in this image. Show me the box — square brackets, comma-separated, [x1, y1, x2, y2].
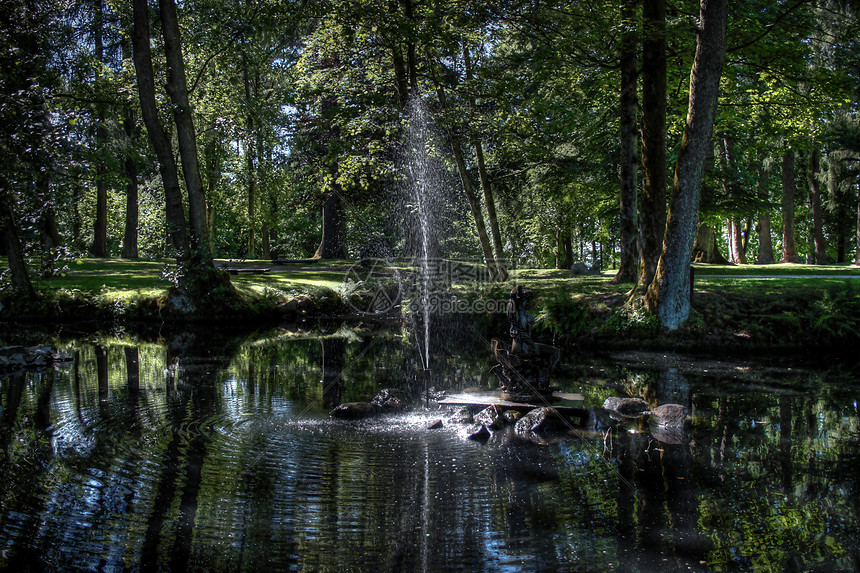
[600, 304, 662, 338]
[533, 293, 595, 342]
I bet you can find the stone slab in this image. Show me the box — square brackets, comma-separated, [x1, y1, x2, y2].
[438, 391, 584, 412]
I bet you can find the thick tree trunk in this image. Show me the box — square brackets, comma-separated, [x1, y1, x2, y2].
[780, 149, 799, 263]
[0, 191, 35, 297]
[637, 0, 667, 292]
[647, 0, 728, 330]
[614, 0, 639, 284]
[563, 230, 573, 270]
[691, 223, 729, 264]
[807, 148, 827, 264]
[122, 153, 139, 259]
[314, 188, 347, 259]
[158, 0, 211, 263]
[131, 0, 188, 259]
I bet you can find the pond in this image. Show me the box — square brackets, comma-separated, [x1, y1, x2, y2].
[1, 323, 858, 571]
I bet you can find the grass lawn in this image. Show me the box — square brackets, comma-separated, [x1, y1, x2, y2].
[4, 257, 858, 302]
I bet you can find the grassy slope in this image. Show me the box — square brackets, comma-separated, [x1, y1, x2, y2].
[2, 258, 859, 350]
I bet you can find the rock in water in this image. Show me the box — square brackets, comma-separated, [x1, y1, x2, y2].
[473, 405, 505, 431]
[466, 424, 491, 441]
[447, 408, 473, 424]
[330, 402, 377, 419]
[603, 396, 649, 417]
[502, 410, 523, 424]
[371, 388, 409, 413]
[515, 407, 565, 434]
[427, 419, 443, 430]
[649, 403, 689, 426]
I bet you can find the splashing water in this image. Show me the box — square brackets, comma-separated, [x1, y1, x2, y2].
[402, 96, 442, 373]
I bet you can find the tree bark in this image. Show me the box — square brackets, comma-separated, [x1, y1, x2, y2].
[91, 0, 108, 258]
[807, 148, 827, 264]
[121, 32, 139, 264]
[314, 186, 347, 259]
[637, 0, 667, 292]
[691, 223, 729, 263]
[647, 0, 728, 330]
[464, 48, 507, 281]
[158, 0, 211, 264]
[780, 149, 799, 263]
[243, 57, 256, 257]
[719, 134, 744, 264]
[0, 191, 35, 297]
[614, 0, 639, 284]
[432, 78, 499, 279]
[855, 173, 860, 265]
[131, 0, 189, 260]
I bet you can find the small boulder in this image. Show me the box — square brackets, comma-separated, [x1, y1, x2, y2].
[569, 262, 590, 276]
[473, 405, 505, 431]
[650, 423, 687, 445]
[502, 410, 523, 425]
[649, 403, 689, 426]
[603, 396, 649, 418]
[465, 424, 491, 441]
[427, 419, 443, 430]
[330, 402, 377, 419]
[515, 407, 566, 434]
[447, 408, 473, 424]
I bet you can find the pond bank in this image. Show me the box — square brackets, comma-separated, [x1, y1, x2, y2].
[1, 279, 858, 357]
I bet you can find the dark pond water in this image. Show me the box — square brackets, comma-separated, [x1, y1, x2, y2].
[1, 324, 858, 572]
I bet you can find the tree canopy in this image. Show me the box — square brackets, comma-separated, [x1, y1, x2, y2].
[2, 0, 858, 325]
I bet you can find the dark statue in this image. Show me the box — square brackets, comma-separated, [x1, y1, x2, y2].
[491, 286, 560, 402]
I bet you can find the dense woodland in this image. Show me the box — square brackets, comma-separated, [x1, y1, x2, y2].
[1, 0, 859, 327]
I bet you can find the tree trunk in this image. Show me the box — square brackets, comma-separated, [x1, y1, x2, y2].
[563, 230, 574, 270]
[243, 57, 256, 257]
[314, 187, 347, 259]
[807, 148, 827, 264]
[92, 171, 108, 257]
[756, 160, 775, 264]
[432, 79, 499, 279]
[691, 223, 729, 263]
[647, 0, 728, 330]
[121, 39, 139, 262]
[637, 0, 667, 292]
[780, 149, 799, 263]
[464, 48, 507, 281]
[122, 153, 139, 259]
[719, 134, 744, 264]
[855, 173, 860, 265]
[0, 191, 35, 297]
[158, 0, 211, 264]
[131, 0, 189, 260]
[91, 0, 108, 258]
[614, 0, 639, 284]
